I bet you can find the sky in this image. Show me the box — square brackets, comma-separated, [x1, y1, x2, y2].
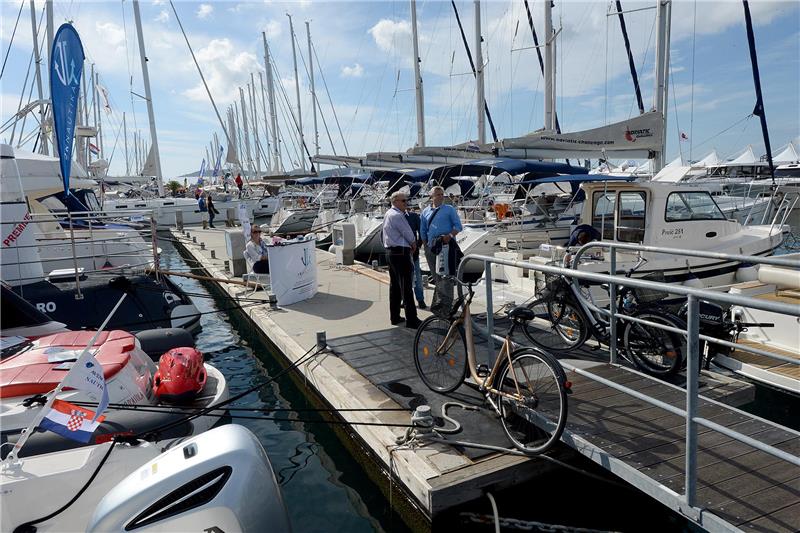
[1, 0, 799, 179]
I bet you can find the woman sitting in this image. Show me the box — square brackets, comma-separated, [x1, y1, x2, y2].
[245, 226, 270, 274]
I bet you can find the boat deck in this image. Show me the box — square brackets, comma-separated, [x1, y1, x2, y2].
[170, 227, 798, 531]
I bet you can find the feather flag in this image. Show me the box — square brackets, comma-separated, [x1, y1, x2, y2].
[39, 400, 106, 443]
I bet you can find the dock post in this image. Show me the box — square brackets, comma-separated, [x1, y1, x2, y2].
[685, 294, 699, 508]
[192, 236, 197, 244]
[608, 246, 617, 364]
[200, 242, 206, 250]
[211, 250, 216, 259]
[224, 260, 230, 272]
[175, 210, 183, 231]
[484, 260, 495, 358]
[226, 207, 235, 228]
[316, 331, 327, 351]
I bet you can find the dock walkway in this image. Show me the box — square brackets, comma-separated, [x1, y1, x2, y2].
[169, 227, 798, 532]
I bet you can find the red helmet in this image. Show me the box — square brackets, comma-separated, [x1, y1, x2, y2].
[153, 347, 207, 403]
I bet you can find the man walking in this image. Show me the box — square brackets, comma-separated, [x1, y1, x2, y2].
[405, 205, 426, 309]
[421, 185, 463, 317]
[382, 192, 421, 328]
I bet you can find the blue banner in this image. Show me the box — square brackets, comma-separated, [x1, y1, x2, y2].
[212, 145, 223, 177]
[49, 24, 84, 195]
[199, 158, 207, 179]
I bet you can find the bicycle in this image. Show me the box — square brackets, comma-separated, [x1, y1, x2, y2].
[522, 255, 687, 377]
[413, 277, 569, 455]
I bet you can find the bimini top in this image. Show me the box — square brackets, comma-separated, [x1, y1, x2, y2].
[372, 168, 432, 183]
[429, 158, 588, 182]
[515, 174, 636, 202]
[322, 174, 373, 185]
[284, 176, 325, 186]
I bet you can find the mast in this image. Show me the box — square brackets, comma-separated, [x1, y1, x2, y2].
[615, 1, 645, 114]
[258, 71, 271, 171]
[474, 0, 486, 145]
[410, 0, 425, 147]
[306, 21, 319, 157]
[123, 112, 130, 175]
[248, 76, 261, 176]
[543, 0, 556, 131]
[263, 33, 281, 172]
[742, 0, 775, 181]
[30, 0, 48, 154]
[95, 71, 104, 159]
[287, 13, 305, 171]
[239, 86, 253, 179]
[132, 0, 164, 195]
[653, 0, 672, 171]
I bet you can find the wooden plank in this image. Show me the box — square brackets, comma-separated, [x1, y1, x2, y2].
[695, 461, 799, 509]
[713, 480, 800, 530]
[739, 501, 800, 533]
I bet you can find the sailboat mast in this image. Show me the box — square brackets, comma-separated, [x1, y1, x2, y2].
[410, 0, 425, 147]
[306, 21, 319, 157]
[287, 14, 306, 171]
[132, 0, 164, 195]
[474, 0, 486, 145]
[239, 87, 253, 179]
[258, 71, 271, 172]
[543, 0, 556, 132]
[123, 112, 129, 175]
[30, 0, 48, 154]
[262, 33, 281, 172]
[653, 0, 671, 171]
[742, 0, 774, 181]
[95, 71, 104, 160]
[248, 75, 262, 176]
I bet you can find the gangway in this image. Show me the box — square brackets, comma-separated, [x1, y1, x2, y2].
[459, 247, 799, 533]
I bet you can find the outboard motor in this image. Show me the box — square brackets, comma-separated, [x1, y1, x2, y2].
[678, 300, 730, 369]
[153, 347, 206, 403]
[87, 425, 292, 532]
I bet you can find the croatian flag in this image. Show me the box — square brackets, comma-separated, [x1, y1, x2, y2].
[39, 400, 105, 443]
[61, 352, 109, 422]
[89, 142, 100, 155]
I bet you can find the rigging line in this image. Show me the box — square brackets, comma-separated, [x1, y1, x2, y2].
[450, 0, 499, 143]
[271, 59, 305, 169]
[614, 0, 645, 115]
[691, 114, 753, 151]
[294, 39, 337, 158]
[271, 52, 315, 172]
[9, 28, 36, 147]
[311, 41, 348, 156]
[0, 0, 25, 80]
[522, 0, 561, 134]
[689, 0, 697, 161]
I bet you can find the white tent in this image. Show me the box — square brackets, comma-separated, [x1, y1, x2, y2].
[727, 145, 757, 165]
[695, 150, 720, 167]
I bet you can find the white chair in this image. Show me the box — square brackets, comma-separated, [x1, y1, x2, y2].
[242, 249, 270, 295]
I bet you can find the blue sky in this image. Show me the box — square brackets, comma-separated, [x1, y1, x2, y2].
[1, 0, 798, 178]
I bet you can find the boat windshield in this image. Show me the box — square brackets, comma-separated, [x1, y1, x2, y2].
[665, 191, 726, 221]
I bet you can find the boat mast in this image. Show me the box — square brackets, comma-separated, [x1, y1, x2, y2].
[262, 33, 281, 172]
[29, 0, 48, 154]
[474, 0, 486, 145]
[95, 71, 104, 160]
[543, 0, 556, 132]
[132, 0, 164, 195]
[742, 0, 775, 182]
[123, 111, 129, 175]
[258, 71, 271, 171]
[410, 0, 425, 147]
[287, 13, 306, 171]
[306, 21, 320, 157]
[239, 86, 253, 179]
[652, 0, 672, 172]
[248, 75, 262, 176]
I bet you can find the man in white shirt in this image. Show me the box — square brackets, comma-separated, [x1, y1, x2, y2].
[382, 192, 421, 328]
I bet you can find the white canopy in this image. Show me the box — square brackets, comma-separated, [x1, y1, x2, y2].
[773, 142, 799, 164]
[727, 145, 757, 165]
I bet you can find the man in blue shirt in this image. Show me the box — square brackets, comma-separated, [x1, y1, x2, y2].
[421, 185, 463, 317]
[382, 191, 421, 328]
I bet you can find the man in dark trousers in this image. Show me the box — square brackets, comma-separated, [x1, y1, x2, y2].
[382, 191, 421, 328]
[405, 205, 426, 309]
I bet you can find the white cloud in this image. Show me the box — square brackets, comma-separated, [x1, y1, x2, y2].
[341, 63, 364, 78]
[155, 10, 169, 23]
[264, 19, 282, 39]
[94, 21, 125, 48]
[197, 4, 213, 19]
[369, 19, 411, 57]
[182, 39, 262, 105]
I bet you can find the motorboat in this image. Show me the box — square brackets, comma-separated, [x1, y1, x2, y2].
[0, 327, 228, 457]
[1, 424, 291, 532]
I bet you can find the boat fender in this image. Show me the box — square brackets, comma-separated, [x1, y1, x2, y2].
[153, 347, 207, 403]
[735, 263, 759, 283]
[136, 328, 196, 361]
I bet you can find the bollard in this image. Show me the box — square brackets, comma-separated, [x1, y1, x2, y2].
[371, 260, 379, 270]
[186, 231, 190, 238]
[200, 242, 205, 250]
[210, 250, 216, 259]
[316, 331, 327, 351]
[192, 236, 197, 244]
[224, 260, 230, 272]
[268, 294, 279, 310]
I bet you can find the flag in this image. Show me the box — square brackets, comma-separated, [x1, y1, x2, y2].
[49, 23, 85, 194]
[89, 142, 100, 155]
[39, 399, 106, 443]
[680, 131, 689, 142]
[97, 84, 111, 114]
[213, 145, 223, 177]
[199, 158, 206, 179]
[61, 352, 109, 421]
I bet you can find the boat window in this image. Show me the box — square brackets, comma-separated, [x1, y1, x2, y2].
[39, 195, 68, 213]
[665, 191, 726, 221]
[592, 191, 616, 240]
[84, 191, 101, 211]
[616, 191, 646, 243]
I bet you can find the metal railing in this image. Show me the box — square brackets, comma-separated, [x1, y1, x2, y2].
[457, 251, 800, 517]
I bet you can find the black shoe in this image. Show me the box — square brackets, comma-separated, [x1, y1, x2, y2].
[417, 301, 427, 309]
[391, 316, 405, 325]
[405, 319, 422, 329]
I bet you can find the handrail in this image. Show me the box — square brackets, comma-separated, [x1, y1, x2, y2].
[456, 252, 800, 513]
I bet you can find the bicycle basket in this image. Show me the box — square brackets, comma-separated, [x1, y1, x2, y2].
[634, 272, 669, 304]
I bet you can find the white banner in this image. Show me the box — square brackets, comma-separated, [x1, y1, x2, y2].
[238, 202, 251, 237]
[267, 237, 317, 306]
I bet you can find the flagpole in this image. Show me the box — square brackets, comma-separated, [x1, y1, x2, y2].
[3, 293, 128, 463]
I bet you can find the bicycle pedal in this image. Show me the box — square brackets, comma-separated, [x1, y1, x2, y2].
[476, 364, 490, 378]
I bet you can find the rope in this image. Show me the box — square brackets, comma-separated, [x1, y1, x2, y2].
[0, 0, 25, 80]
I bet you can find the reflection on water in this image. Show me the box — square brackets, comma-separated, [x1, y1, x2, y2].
[159, 240, 409, 533]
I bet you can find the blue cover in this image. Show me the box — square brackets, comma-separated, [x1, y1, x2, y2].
[49, 24, 85, 194]
[429, 158, 588, 182]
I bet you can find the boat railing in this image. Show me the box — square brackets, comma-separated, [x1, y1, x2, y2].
[3, 209, 160, 298]
[458, 252, 800, 519]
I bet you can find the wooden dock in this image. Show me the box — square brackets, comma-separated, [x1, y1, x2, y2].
[169, 227, 798, 532]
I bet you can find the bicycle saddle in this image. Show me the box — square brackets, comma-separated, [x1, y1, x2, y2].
[508, 306, 536, 322]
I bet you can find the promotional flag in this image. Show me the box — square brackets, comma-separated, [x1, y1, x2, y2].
[199, 158, 207, 179]
[213, 145, 223, 177]
[49, 23, 85, 195]
[39, 399, 106, 443]
[61, 351, 109, 421]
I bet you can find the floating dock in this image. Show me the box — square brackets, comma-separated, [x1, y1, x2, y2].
[170, 227, 798, 532]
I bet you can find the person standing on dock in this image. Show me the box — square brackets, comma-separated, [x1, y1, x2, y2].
[421, 186, 463, 318]
[207, 194, 220, 229]
[235, 173, 244, 198]
[382, 192, 421, 328]
[405, 206, 426, 309]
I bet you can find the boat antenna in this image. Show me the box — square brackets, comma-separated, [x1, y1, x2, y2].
[741, 0, 775, 183]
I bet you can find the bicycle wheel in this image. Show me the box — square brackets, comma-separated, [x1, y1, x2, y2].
[623, 311, 684, 377]
[523, 298, 589, 352]
[413, 316, 468, 393]
[496, 349, 568, 455]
